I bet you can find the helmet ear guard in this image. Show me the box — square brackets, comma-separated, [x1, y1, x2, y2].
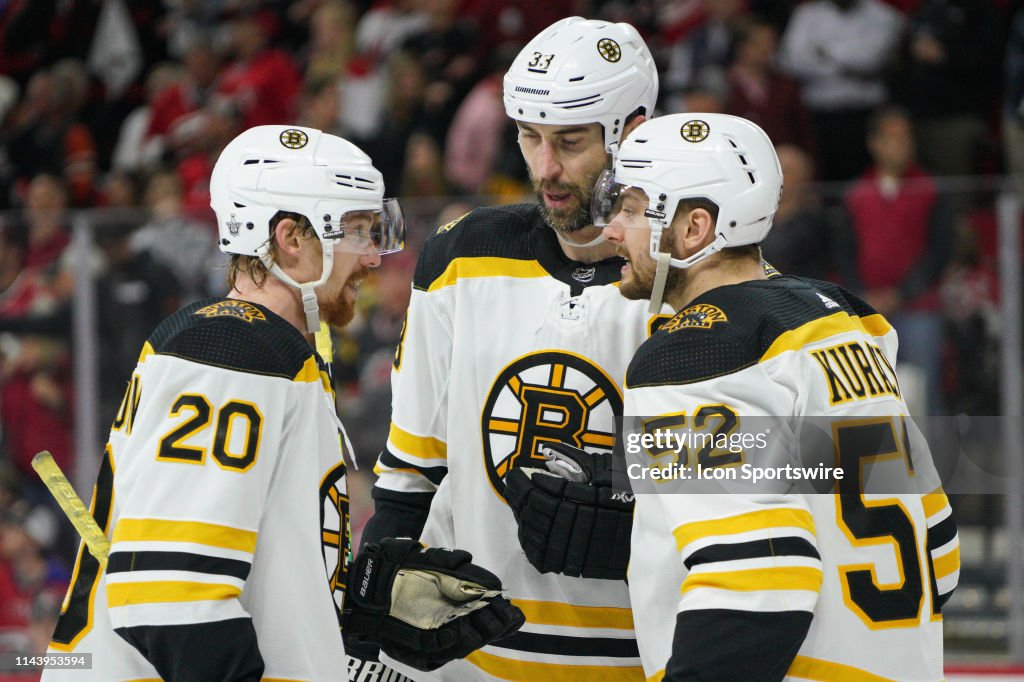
[210, 125, 405, 332]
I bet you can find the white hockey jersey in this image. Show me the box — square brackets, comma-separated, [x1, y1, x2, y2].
[623, 276, 959, 682]
[45, 298, 352, 681]
[372, 204, 670, 681]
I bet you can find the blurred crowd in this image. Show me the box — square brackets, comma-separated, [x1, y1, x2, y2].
[0, 0, 1019, 660]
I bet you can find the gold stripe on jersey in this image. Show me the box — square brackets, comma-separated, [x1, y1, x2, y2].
[138, 341, 155, 364]
[682, 566, 823, 594]
[673, 508, 816, 553]
[923, 488, 949, 518]
[787, 655, 895, 681]
[388, 423, 447, 459]
[112, 519, 258, 553]
[513, 599, 635, 630]
[427, 257, 549, 292]
[107, 580, 242, 607]
[465, 650, 643, 681]
[933, 544, 960, 580]
[761, 312, 892, 363]
[293, 356, 322, 383]
[646, 670, 664, 682]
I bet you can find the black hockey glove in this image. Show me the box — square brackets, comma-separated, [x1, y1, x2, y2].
[503, 442, 634, 580]
[342, 538, 525, 672]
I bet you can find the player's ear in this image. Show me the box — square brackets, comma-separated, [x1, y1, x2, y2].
[273, 217, 303, 257]
[677, 208, 716, 253]
[620, 113, 647, 143]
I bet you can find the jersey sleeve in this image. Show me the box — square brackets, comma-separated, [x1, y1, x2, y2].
[366, 233, 456, 543]
[626, 347, 822, 681]
[103, 334, 302, 681]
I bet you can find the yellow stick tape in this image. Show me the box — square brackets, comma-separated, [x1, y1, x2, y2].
[31, 451, 110, 568]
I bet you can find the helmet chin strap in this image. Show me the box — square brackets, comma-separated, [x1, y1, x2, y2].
[257, 241, 335, 334]
[554, 229, 606, 248]
[648, 252, 671, 315]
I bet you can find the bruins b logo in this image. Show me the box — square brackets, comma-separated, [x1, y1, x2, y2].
[280, 128, 309, 149]
[680, 120, 710, 143]
[481, 351, 622, 498]
[320, 461, 350, 619]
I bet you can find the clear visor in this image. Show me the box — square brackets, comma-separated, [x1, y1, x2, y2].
[590, 170, 652, 228]
[325, 198, 406, 255]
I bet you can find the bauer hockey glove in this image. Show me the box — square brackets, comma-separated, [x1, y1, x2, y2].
[342, 538, 524, 672]
[503, 442, 634, 580]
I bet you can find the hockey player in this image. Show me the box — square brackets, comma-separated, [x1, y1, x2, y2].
[596, 113, 960, 680]
[44, 125, 521, 681]
[362, 17, 665, 681]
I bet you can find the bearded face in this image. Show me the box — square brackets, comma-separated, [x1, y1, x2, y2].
[617, 226, 684, 301]
[530, 163, 604, 235]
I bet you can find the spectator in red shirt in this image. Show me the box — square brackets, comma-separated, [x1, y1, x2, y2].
[145, 41, 221, 155]
[217, 10, 301, 129]
[838, 106, 954, 414]
[0, 502, 68, 630]
[725, 18, 816, 157]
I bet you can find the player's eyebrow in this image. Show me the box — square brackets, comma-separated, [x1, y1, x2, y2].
[516, 123, 592, 137]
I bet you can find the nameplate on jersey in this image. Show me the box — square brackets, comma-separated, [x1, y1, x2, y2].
[194, 301, 267, 323]
[810, 340, 901, 406]
[663, 304, 727, 332]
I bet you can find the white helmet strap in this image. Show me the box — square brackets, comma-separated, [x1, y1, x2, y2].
[257, 239, 336, 334]
[649, 252, 671, 315]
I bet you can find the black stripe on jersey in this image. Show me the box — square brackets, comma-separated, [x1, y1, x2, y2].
[412, 203, 626, 294]
[414, 204, 540, 290]
[107, 551, 251, 581]
[147, 298, 315, 379]
[626, 275, 886, 388]
[490, 632, 639, 658]
[927, 514, 958, 551]
[378, 449, 447, 486]
[115, 618, 264, 681]
[683, 537, 820, 570]
[668, 609, 811, 682]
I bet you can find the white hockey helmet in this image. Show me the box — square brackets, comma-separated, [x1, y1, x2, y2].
[210, 125, 405, 332]
[503, 17, 658, 155]
[592, 114, 782, 310]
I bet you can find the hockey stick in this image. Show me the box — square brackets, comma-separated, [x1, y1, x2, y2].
[31, 451, 110, 569]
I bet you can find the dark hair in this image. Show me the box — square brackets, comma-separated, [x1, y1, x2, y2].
[674, 198, 759, 261]
[226, 211, 316, 289]
[676, 197, 720, 222]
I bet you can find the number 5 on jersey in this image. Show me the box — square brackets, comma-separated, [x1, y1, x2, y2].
[157, 392, 264, 472]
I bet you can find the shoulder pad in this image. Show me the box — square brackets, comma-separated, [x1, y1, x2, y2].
[626, 276, 888, 387]
[413, 204, 544, 291]
[148, 298, 316, 379]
